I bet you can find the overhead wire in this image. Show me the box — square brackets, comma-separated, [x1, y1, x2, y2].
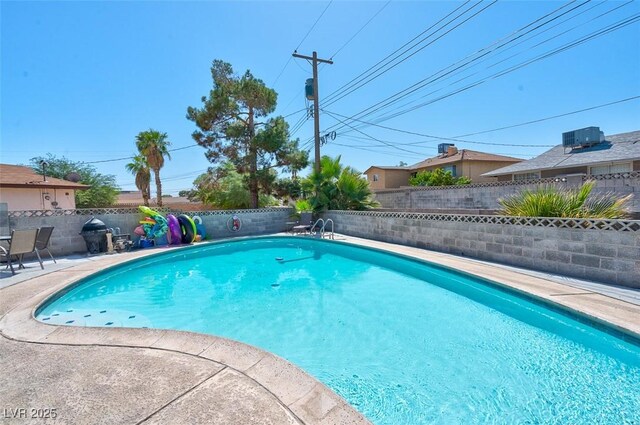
[323, 0, 595, 131]
[372, 11, 640, 124]
[281, 1, 394, 142]
[331, 137, 533, 160]
[323, 0, 490, 106]
[321, 94, 640, 153]
[454, 95, 640, 137]
[322, 109, 554, 148]
[271, 0, 334, 88]
[324, 6, 640, 137]
[360, 0, 608, 123]
[321, 0, 474, 105]
[368, 0, 632, 124]
[328, 0, 392, 60]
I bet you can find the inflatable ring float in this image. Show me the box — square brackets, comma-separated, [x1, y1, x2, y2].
[177, 214, 196, 244]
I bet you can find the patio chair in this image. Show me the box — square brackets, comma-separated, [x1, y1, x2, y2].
[0, 229, 43, 275]
[35, 226, 56, 263]
[291, 212, 314, 234]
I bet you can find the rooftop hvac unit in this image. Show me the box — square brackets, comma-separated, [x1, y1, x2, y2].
[438, 143, 455, 154]
[562, 127, 604, 149]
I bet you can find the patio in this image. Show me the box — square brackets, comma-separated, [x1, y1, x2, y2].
[1, 235, 639, 424]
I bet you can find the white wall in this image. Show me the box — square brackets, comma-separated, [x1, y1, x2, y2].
[0, 187, 76, 210]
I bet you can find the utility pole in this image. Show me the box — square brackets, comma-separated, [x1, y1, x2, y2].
[292, 51, 333, 173]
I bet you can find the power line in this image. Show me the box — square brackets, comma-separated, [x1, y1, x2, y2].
[322, 0, 473, 105]
[271, 1, 334, 87]
[455, 95, 640, 137]
[360, 0, 605, 123]
[375, 11, 640, 123]
[323, 0, 486, 106]
[322, 95, 640, 150]
[85, 143, 200, 164]
[322, 109, 427, 155]
[370, 0, 631, 124]
[332, 137, 533, 160]
[332, 135, 536, 155]
[324, 0, 499, 108]
[276, 1, 391, 120]
[295, 1, 334, 52]
[326, 8, 640, 136]
[324, 0, 594, 130]
[329, 1, 392, 60]
[323, 109, 554, 148]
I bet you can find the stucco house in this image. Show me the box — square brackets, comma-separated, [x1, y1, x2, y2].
[115, 190, 202, 209]
[0, 164, 89, 210]
[364, 145, 522, 190]
[483, 129, 640, 181]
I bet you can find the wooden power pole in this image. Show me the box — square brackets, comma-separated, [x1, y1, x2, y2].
[292, 51, 333, 173]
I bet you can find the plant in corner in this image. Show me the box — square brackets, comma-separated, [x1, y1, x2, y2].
[498, 181, 632, 219]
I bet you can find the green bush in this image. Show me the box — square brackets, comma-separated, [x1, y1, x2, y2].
[498, 181, 631, 218]
[301, 155, 379, 212]
[409, 168, 471, 186]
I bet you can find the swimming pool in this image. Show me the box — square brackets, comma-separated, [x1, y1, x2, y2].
[37, 237, 640, 424]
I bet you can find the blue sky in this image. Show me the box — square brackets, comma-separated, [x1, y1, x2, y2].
[2, 1, 639, 195]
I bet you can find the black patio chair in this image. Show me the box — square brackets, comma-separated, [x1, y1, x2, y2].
[291, 212, 314, 234]
[35, 226, 56, 263]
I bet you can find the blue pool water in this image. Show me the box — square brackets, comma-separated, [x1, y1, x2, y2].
[37, 237, 640, 424]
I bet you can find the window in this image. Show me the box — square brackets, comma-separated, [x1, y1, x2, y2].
[590, 162, 631, 175]
[442, 165, 457, 176]
[372, 174, 379, 182]
[513, 172, 540, 181]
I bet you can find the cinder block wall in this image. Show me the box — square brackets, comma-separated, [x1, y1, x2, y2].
[374, 176, 640, 214]
[323, 211, 640, 288]
[8, 208, 293, 256]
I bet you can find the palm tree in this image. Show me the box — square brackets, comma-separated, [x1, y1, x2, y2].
[125, 155, 151, 206]
[135, 129, 171, 206]
[302, 155, 378, 211]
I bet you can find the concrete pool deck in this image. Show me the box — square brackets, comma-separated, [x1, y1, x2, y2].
[1, 234, 639, 424]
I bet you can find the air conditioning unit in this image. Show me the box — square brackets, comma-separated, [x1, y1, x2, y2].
[562, 127, 604, 149]
[438, 143, 455, 154]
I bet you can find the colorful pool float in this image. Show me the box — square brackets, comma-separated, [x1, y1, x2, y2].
[178, 214, 196, 244]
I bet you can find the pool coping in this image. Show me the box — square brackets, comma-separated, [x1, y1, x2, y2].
[1, 233, 639, 424]
[0, 241, 370, 425]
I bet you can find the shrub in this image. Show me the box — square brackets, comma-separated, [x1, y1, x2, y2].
[301, 155, 379, 212]
[498, 181, 631, 218]
[409, 168, 471, 186]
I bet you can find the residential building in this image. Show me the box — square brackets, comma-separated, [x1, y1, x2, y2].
[363, 166, 412, 190]
[115, 190, 204, 209]
[0, 164, 88, 210]
[364, 145, 522, 190]
[483, 129, 640, 181]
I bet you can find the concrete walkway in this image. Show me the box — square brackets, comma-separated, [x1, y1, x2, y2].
[1, 235, 639, 424]
[1, 245, 366, 425]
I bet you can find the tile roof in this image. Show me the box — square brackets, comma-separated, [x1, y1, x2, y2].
[0, 164, 89, 189]
[116, 191, 192, 205]
[483, 130, 640, 176]
[363, 166, 411, 173]
[409, 149, 522, 170]
[365, 150, 522, 174]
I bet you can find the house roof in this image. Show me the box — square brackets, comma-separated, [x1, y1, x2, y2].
[363, 166, 411, 174]
[483, 130, 640, 177]
[115, 191, 193, 205]
[409, 149, 522, 170]
[0, 164, 89, 189]
[365, 150, 521, 175]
